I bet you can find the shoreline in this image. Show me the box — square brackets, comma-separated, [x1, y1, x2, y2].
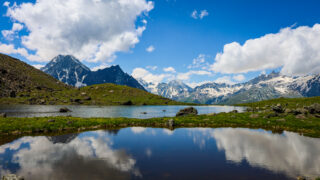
[1, 111, 320, 139]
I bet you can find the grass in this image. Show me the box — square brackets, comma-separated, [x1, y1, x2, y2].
[0, 109, 320, 138]
[0, 83, 192, 106]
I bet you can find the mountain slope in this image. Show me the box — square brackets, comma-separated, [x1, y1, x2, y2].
[0, 53, 68, 97]
[42, 55, 145, 90]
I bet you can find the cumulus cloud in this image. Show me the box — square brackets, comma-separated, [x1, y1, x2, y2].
[4, 0, 154, 62]
[146, 45, 155, 53]
[91, 64, 110, 71]
[232, 74, 245, 81]
[191, 10, 209, 19]
[0, 43, 42, 61]
[163, 66, 176, 73]
[132, 67, 173, 84]
[188, 54, 210, 69]
[146, 65, 157, 70]
[1, 23, 24, 40]
[32, 64, 45, 69]
[211, 24, 320, 76]
[214, 76, 235, 85]
[177, 70, 211, 80]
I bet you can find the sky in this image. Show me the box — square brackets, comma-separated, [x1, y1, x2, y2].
[1, 0, 320, 87]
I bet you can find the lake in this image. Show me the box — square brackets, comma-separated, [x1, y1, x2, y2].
[0, 105, 245, 118]
[0, 127, 319, 180]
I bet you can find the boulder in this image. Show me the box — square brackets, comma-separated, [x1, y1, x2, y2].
[231, 110, 238, 113]
[122, 100, 133, 105]
[292, 108, 308, 115]
[48, 119, 55, 123]
[9, 91, 16, 98]
[167, 119, 174, 127]
[272, 104, 285, 113]
[141, 112, 147, 114]
[296, 114, 306, 119]
[250, 114, 259, 118]
[84, 96, 91, 101]
[306, 103, 320, 114]
[176, 107, 198, 117]
[2, 174, 24, 180]
[0, 113, 7, 118]
[59, 107, 71, 113]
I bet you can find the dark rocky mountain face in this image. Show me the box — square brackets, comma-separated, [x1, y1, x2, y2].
[42, 55, 145, 90]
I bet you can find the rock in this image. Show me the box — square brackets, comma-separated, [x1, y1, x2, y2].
[315, 114, 320, 118]
[162, 110, 166, 112]
[167, 119, 174, 127]
[296, 114, 306, 119]
[74, 99, 81, 103]
[84, 96, 91, 101]
[10, 91, 16, 98]
[266, 113, 278, 118]
[67, 121, 73, 125]
[306, 103, 320, 114]
[277, 118, 286, 122]
[122, 100, 133, 105]
[0, 113, 7, 118]
[246, 107, 253, 112]
[109, 90, 114, 93]
[40, 99, 46, 104]
[296, 176, 306, 180]
[59, 107, 71, 113]
[293, 108, 308, 115]
[48, 119, 55, 123]
[250, 114, 259, 118]
[285, 109, 293, 114]
[272, 104, 285, 113]
[141, 112, 147, 114]
[2, 174, 24, 180]
[231, 110, 238, 113]
[176, 107, 198, 117]
[81, 92, 87, 96]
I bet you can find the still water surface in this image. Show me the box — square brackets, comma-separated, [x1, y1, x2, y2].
[0, 105, 245, 118]
[0, 127, 319, 180]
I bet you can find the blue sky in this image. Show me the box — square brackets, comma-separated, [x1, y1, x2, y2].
[1, 0, 320, 86]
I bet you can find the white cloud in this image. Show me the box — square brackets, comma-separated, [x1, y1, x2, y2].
[131, 127, 147, 134]
[186, 81, 211, 88]
[146, 45, 155, 53]
[3, 1, 9, 7]
[132, 67, 173, 84]
[191, 9, 209, 19]
[199, 10, 209, 19]
[4, 0, 154, 62]
[233, 74, 245, 82]
[1, 23, 24, 40]
[0, 43, 42, 61]
[163, 66, 176, 73]
[32, 64, 44, 69]
[146, 65, 157, 70]
[177, 70, 211, 80]
[214, 76, 235, 85]
[211, 24, 320, 76]
[91, 64, 110, 71]
[188, 54, 210, 69]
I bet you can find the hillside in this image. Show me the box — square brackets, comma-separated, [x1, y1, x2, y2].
[0, 54, 187, 105]
[0, 53, 68, 97]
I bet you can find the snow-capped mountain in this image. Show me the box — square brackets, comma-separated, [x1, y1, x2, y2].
[140, 71, 320, 104]
[41, 55, 145, 90]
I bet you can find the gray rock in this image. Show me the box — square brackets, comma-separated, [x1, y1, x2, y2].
[176, 107, 198, 117]
[250, 114, 259, 118]
[0, 113, 7, 118]
[2, 174, 24, 180]
[167, 119, 174, 127]
[48, 119, 55, 123]
[272, 104, 285, 113]
[231, 110, 238, 113]
[306, 103, 320, 114]
[84, 96, 91, 101]
[59, 107, 71, 113]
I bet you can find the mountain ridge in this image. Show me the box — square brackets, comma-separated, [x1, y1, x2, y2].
[139, 72, 320, 104]
[41, 55, 145, 90]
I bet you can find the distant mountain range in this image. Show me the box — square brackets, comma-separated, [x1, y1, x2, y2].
[138, 72, 320, 104]
[41, 55, 145, 90]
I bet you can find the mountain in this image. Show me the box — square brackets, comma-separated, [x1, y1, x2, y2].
[41, 55, 145, 90]
[0, 53, 68, 97]
[140, 72, 320, 105]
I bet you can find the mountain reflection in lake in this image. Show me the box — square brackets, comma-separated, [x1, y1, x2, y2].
[0, 105, 245, 118]
[0, 128, 320, 180]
